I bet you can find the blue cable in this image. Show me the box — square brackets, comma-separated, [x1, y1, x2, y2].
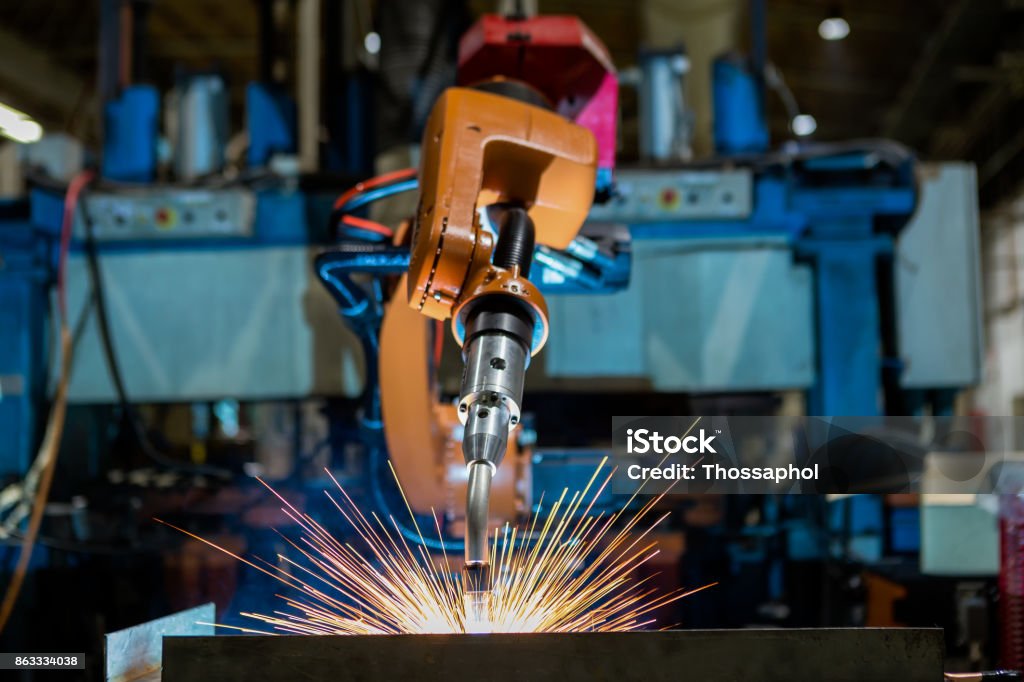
[336, 178, 419, 215]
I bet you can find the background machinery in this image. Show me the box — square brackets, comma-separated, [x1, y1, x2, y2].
[0, 0, 998, 678]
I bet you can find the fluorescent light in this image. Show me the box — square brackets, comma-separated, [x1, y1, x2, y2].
[0, 103, 28, 129]
[3, 119, 43, 144]
[0, 102, 43, 143]
[363, 31, 381, 55]
[791, 114, 817, 137]
[818, 16, 850, 41]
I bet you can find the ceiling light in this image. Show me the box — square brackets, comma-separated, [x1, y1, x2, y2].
[791, 114, 817, 137]
[0, 102, 44, 143]
[818, 16, 850, 41]
[0, 103, 25, 128]
[5, 119, 43, 144]
[363, 31, 381, 56]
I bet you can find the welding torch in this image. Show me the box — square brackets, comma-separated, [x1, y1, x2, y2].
[405, 85, 599, 616]
[457, 206, 536, 618]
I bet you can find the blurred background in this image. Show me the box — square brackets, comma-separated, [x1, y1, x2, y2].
[1, 0, 1024, 679]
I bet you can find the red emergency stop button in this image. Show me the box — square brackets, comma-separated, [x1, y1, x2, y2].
[659, 188, 680, 209]
[154, 207, 176, 229]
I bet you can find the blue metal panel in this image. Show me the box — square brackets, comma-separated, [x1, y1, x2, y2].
[531, 450, 619, 513]
[920, 501, 998, 576]
[799, 233, 892, 416]
[253, 190, 310, 243]
[545, 239, 815, 389]
[30, 187, 312, 251]
[61, 246, 365, 403]
[638, 241, 814, 390]
[896, 163, 982, 389]
[890, 507, 920, 553]
[564, 156, 920, 408]
[0, 214, 50, 476]
[791, 187, 916, 220]
[848, 496, 884, 562]
[102, 85, 159, 182]
[628, 177, 807, 240]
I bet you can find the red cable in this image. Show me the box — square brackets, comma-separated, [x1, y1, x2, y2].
[57, 169, 96, 325]
[332, 167, 417, 211]
[340, 214, 395, 238]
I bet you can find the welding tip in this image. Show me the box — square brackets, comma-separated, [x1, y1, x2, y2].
[462, 559, 492, 593]
[455, 250, 536, 618]
[462, 560, 493, 632]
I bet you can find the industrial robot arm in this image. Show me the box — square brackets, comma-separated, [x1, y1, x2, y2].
[407, 84, 599, 606]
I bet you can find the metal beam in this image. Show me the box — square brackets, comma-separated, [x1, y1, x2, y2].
[297, 0, 321, 172]
[882, 0, 972, 140]
[929, 83, 1009, 158]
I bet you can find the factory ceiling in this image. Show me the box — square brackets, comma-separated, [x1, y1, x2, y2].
[0, 0, 1022, 205]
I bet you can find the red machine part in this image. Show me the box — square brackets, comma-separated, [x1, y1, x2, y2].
[457, 14, 618, 172]
[1001, 495, 1024, 669]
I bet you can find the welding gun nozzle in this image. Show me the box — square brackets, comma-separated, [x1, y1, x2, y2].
[462, 561, 492, 594]
[456, 285, 535, 606]
[462, 561, 493, 632]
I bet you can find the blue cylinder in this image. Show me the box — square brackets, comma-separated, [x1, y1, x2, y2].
[102, 85, 159, 182]
[712, 54, 769, 155]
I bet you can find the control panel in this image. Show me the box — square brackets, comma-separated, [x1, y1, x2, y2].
[75, 188, 256, 241]
[589, 169, 753, 223]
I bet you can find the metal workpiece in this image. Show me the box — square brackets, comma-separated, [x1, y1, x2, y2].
[464, 461, 494, 566]
[106, 603, 214, 682]
[162, 628, 944, 681]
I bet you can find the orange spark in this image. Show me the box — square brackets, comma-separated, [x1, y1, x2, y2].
[157, 458, 713, 635]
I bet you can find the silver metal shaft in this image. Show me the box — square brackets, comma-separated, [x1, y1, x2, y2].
[464, 462, 494, 630]
[458, 329, 527, 567]
[458, 325, 530, 610]
[464, 461, 493, 566]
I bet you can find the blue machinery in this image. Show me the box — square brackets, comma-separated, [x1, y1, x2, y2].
[0, 34, 985, 646]
[0, 57, 981, 484]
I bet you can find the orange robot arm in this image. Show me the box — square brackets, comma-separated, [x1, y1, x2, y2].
[408, 85, 598, 328]
[398, 82, 598, 606]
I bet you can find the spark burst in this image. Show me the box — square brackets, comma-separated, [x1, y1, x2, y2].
[157, 458, 712, 635]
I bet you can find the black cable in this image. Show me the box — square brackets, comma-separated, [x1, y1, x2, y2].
[79, 194, 231, 480]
